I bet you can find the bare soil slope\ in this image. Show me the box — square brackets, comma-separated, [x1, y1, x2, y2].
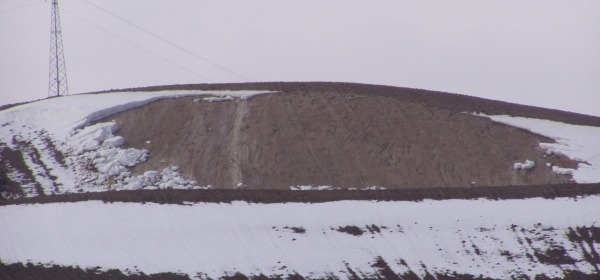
[100, 82, 589, 189]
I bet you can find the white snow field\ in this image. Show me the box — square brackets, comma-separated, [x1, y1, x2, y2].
[1, 196, 599, 279]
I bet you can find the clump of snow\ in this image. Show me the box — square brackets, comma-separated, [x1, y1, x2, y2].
[513, 160, 535, 170]
[290, 185, 338, 191]
[290, 186, 387, 191]
[120, 166, 207, 191]
[203, 96, 234, 102]
[552, 166, 575, 176]
[68, 122, 119, 154]
[68, 123, 209, 191]
[143, 170, 160, 178]
[103, 136, 125, 148]
[66, 121, 148, 189]
[92, 148, 147, 176]
[362, 186, 387, 190]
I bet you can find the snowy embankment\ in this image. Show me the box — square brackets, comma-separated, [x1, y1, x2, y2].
[0, 90, 271, 197]
[1, 196, 599, 279]
[475, 114, 600, 183]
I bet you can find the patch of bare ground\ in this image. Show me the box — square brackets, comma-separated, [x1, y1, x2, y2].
[336, 225, 365, 236]
[0, 261, 190, 280]
[0, 146, 24, 199]
[566, 226, 600, 274]
[0, 143, 42, 199]
[12, 136, 59, 193]
[39, 130, 67, 168]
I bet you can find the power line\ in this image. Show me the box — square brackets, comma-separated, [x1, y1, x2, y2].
[79, 0, 249, 82]
[0, 0, 43, 14]
[61, 8, 213, 82]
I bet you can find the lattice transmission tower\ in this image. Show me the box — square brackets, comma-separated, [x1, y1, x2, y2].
[48, 0, 68, 97]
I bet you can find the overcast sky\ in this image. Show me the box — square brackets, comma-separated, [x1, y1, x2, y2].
[1, 0, 599, 116]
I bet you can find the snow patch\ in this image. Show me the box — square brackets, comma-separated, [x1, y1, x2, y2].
[552, 166, 576, 176]
[143, 170, 160, 178]
[91, 148, 147, 176]
[67, 122, 206, 192]
[120, 167, 205, 191]
[474, 113, 600, 183]
[68, 122, 119, 154]
[290, 185, 338, 191]
[203, 96, 234, 102]
[103, 136, 125, 148]
[290, 185, 387, 191]
[513, 160, 535, 170]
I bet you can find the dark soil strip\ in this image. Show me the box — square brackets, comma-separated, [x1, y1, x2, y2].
[0, 146, 33, 199]
[97, 82, 600, 127]
[0, 261, 189, 280]
[3, 260, 597, 280]
[1, 183, 599, 206]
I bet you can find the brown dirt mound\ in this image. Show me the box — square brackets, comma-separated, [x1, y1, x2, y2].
[98, 82, 587, 189]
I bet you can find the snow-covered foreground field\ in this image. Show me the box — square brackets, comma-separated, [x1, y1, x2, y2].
[1, 196, 599, 279]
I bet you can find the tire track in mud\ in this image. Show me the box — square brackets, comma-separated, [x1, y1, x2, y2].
[230, 98, 246, 188]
